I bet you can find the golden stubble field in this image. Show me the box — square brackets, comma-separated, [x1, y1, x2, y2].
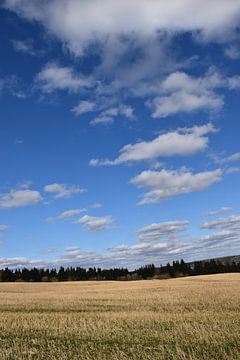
[0, 273, 239, 360]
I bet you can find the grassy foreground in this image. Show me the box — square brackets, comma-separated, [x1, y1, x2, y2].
[0, 274, 240, 359]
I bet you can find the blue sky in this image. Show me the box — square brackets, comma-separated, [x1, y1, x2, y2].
[0, 0, 240, 269]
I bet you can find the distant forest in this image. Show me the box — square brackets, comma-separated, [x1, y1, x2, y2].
[1, 258, 240, 282]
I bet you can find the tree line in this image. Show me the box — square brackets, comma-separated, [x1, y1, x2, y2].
[0, 259, 239, 282]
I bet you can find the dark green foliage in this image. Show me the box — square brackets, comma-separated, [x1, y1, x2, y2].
[0, 258, 240, 282]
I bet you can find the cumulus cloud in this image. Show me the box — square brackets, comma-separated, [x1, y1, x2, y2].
[1, 212, 240, 269]
[0, 189, 42, 208]
[148, 70, 226, 118]
[36, 63, 93, 93]
[3, 1, 240, 125]
[3, 1, 240, 122]
[3, 0, 240, 56]
[44, 183, 85, 199]
[204, 207, 231, 217]
[130, 168, 223, 205]
[138, 220, 189, 242]
[76, 214, 112, 231]
[90, 123, 217, 166]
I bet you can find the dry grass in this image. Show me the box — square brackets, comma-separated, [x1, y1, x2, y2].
[0, 273, 240, 359]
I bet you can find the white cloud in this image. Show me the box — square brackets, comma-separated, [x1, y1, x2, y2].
[0, 75, 27, 98]
[151, 92, 222, 118]
[200, 229, 240, 247]
[227, 76, 240, 90]
[90, 115, 114, 126]
[76, 214, 112, 231]
[72, 100, 95, 115]
[91, 203, 102, 209]
[1, 211, 240, 269]
[58, 208, 86, 219]
[72, 98, 134, 124]
[44, 183, 85, 199]
[138, 220, 189, 242]
[45, 217, 55, 223]
[90, 123, 217, 166]
[64, 246, 81, 253]
[89, 159, 99, 167]
[196, 213, 240, 253]
[149, 70, 224, 118]
[90, 105, 134, 126]
[225, 45, 240, 60]
[36, 63, 93, 93]
[11, 39, 42, 56]
[4, 0, 240, 122]
[201, 214, 240, 230]
[130, 168, 223, 205]
[4, 0, 240, 56]
[204, 207, 231, 217]
[46, 247, 57, 254]
[13, 139, 24, 145]
[0, 189, 42, 208]
[0, 257, 30, 268]
[226, 152, 240, 162]
[225, 167, 240, 174]
[215, 151, 240, 164]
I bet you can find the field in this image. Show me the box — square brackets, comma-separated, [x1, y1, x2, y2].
[0, 274, 240, 360]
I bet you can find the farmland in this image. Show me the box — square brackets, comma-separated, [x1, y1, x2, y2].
[0, 273, 240, 359]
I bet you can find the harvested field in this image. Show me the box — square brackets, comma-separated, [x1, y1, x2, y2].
[0, 273, 239, 359]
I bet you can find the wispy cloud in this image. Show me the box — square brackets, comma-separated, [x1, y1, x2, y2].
[1, 212, 240, 269]
[44, 183, 85, 199]
[76, 214, 113, 231]
[201, 214, 240, 230]
[225, 45, 240, 60]
[58, 208, 86, 220]
[204, 207, 231, 217]
[90, 105, 134, 126]
[72, 100, 96, 115]
[91, 203, 102, 209]
[11, 38, 44, 57]
[0, 224, 8, 233]
[36, 63, 93, 93]
[0, 74, 28, 98]
[213, 151, 240, 164]
[138, 220, 189, 242]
